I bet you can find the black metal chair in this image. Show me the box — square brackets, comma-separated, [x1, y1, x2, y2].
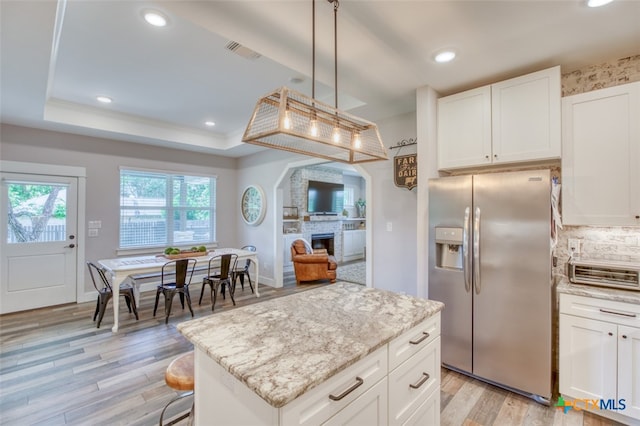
[87, 261, 138, 328]
[199, 253, 238, 311]
[153, 258, 197, 324]
[232, 245, 256, 293]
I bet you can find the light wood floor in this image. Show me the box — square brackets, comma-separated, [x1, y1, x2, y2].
[0, 280, 625, 426]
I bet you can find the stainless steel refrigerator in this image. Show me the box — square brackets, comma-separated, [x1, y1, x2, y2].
[428, 169, 551, 403]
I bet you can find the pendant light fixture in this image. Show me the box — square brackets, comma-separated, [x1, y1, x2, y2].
[242, 0, 388, 164]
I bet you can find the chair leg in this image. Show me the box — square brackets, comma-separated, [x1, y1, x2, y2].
[127, 290, 139, 320]
[199, 280, 208, 305]
[124, 294, 132, 313]
[184, 289, 194, 318]
[96, 293, 112, 329]
[179, 292, 185, 309]
[238, 273, 245, 290]
[211, 284, 218, 311]
[246, 272, 254, 293]
[227, 279, 236, 306]
[164, 290, 176, 324]
[153, 287, 162, 317]
[93, 297, 100, 321]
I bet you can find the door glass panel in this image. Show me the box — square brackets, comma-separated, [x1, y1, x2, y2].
[6, 182, 67, 243]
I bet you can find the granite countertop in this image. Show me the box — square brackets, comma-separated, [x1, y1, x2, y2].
[557, 278, 640, 305]
[177, 282, 444, 408]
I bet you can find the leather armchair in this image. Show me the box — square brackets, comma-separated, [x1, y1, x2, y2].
[290, 239, 337, 284]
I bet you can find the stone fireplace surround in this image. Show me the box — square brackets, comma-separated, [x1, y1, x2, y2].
[288, 166, 348, 262]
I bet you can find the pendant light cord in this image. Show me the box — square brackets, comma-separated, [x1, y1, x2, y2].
[332, 0, 339, 109]
[312, 0, 315, 101]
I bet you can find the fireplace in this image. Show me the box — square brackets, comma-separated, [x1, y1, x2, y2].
[311, 233, 335, 256]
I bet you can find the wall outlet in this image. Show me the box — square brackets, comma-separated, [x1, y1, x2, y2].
[568, 238, 581, 255]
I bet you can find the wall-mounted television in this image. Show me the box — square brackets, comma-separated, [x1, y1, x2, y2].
[307, 180, 344, 214]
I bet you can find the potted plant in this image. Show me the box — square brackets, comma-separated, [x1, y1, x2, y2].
[356, 198, 366, 218]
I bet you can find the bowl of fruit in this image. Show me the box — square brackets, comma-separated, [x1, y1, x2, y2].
[160, 246, 209, 259]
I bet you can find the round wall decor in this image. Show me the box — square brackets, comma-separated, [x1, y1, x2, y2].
[241, 184, 266, 226]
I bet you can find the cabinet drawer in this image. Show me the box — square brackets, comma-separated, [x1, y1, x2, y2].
[388, 337, 441, 426]
[388, 313, 440, 371]
[560, 294, 640, 327]
[322, 378, 388, 426]
[402, 387, 439, 426]
[281, 346, 387, 426]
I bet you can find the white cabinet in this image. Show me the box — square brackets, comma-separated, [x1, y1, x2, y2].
[284, 234, 302, 271]
[561, 82, 640, 226]
[437, 86, 492, 169]
[559, 294, 640, 422]
[194, 313, 441, 426]
[437, 66, 561, 170]
[343, 230, 365, 262]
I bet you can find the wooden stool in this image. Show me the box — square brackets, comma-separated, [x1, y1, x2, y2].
[159, 351, 195, 426]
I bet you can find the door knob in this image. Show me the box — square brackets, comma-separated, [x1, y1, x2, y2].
[65, 244, 76, 248]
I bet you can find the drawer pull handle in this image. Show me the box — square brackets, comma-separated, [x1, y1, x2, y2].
[599, 308, 637, 318]
[409, 332, 430, 345]
[409, 372, 430, 389]
[329, 377, 364, 401]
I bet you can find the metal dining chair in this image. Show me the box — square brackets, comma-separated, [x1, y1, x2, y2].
[153, 258, 197, 324]
[232, 245, 256, 293]
[200, 253, 238, 311]
[87, 261, 138, 328]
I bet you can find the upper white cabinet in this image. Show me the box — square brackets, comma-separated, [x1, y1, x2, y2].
[562, 81, 640, 226]
[437, 86, 492, 169]
[437, 66, 561, 170]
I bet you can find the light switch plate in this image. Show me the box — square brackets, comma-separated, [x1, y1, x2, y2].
[88, 229, 99, 237]
[88, 220, 102, 229]
[568, 238, 581, 254]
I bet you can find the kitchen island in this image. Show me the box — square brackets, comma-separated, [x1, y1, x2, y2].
[177, 282, 444, 425]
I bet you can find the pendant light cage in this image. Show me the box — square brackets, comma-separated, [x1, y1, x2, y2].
[243, 87, 387, 164]
[242, 0, 388, 164]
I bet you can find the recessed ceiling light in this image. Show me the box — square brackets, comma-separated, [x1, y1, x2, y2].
[143, 10, 168, 27]
[96, 96, 112, 104]
[289, 76, 305, 84]
[434, 51, 456, 63]
[205, 121, 216, 127]
[587, 0, 614, 7]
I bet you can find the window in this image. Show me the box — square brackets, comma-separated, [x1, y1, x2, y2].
[119, 169, 216, 249]
[343, 185, 355, 207]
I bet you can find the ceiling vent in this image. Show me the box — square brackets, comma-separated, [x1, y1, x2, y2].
[225, 41, 261, 60]
[568, 258, 640, 291]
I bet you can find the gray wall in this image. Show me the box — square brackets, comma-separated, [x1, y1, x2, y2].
[0, 124, 239, 297]
[1, 110, 420, 299]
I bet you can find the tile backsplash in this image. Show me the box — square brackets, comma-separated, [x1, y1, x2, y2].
[561, 54, 640, 96]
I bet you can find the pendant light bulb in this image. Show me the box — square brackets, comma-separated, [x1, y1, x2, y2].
[310, 118, 319, 137]
[332, 125, 341, 143]
[283, 110, 292, 130]
[353, 131, 362, 149]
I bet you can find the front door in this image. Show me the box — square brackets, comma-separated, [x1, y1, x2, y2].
[0, 173, 78, 313]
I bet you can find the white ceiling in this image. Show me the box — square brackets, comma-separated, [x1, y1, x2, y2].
[1, 0, 639, 157]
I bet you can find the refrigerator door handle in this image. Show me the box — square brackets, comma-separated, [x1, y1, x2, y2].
[463, 207, 471, 293]
[473, 206, 481, 294]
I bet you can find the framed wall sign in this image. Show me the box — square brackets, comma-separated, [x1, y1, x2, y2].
[394, 153, 417, 190]
[241, 185, 266, 226]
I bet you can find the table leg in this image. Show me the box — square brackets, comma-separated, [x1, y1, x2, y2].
[253, 255, 260, 297]
[109, 272, 129, 333]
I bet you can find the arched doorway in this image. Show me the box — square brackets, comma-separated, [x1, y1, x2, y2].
[272, 159, 372, 288]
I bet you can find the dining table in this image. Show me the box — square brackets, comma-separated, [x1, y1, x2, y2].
[98, 247, 259, 332]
